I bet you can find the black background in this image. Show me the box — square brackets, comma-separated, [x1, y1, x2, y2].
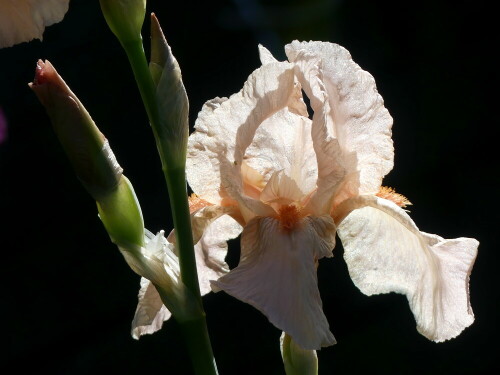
[1, 0, 498, 374]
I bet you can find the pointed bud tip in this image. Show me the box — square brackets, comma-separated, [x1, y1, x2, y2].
[30, 59, 55, 87]
[149, 13, 172, 73]
[150, 13, 162, 39]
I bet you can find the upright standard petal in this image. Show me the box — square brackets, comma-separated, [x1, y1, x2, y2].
[285, 41, 394, 205]
[337, 196, 478, 342]
[187, 62, 301, 221]
[244, 109, 318, 198]
[212, 216, 337, 350]
[0, 0, 69, 48]
[282, 44, 345, 215]
[258, 44, 278, 65]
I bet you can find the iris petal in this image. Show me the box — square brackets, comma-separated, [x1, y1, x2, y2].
[286, 41, 394, 207]
[212, 216, 336, 350]
[0, 0, 69, 48]
[337, 196, 478, 341]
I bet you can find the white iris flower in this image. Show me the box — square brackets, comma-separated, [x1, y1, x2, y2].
[182, 41, 478, 350]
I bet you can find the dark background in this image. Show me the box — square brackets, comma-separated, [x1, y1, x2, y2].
[1, 0, 497, 374]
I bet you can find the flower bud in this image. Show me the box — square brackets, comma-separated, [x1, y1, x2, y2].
[29, 60, 121, 200]
[99, 0, 146, 43]
[30, 60, 145, 249]
[280, 332, 318, 375]
[150, 14, 189, 168]
[97, 176, 145, 250]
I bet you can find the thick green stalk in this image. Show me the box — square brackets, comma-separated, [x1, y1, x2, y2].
[178, 316, 218, 375]
[120, 38, 217, 375]
[164, 167, 201, 296]
[121, 39, 165, 159]
[120, 38, 200, 294]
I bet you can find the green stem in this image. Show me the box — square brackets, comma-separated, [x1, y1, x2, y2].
[121, 36, 201, 304]
[120, 38, 217, 375]
[164, 167, 201, 296]
[178, 316, 218, 375]
[121, 39, 166, 159]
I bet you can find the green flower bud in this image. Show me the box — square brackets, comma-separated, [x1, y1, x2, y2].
[280, 332, 318, 375]
[99, 0, 146, 43]
[150, 13, 189, 168]
[97, 176, 145, 250]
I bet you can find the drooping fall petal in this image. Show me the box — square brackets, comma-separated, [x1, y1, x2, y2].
[337, 196, 478, 341]
[133, 214, 242, 338]
[132, 277, 172, 339]
[212, 216, 337, 350]
[193, 214, 242, 295]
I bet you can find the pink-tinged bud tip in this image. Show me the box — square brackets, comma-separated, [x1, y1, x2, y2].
[30, 60, 57, 87]
[34, 60, 47, 85]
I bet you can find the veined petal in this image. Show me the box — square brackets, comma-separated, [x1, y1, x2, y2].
[187, 97, 229, 205]
[281, 45, 345, 215]
[195, 214, 243, 295]
[126, 230, 205, 332]
[258, 44, 278, 65]
[188, 62, 301, 221]
[189, 204, 237, 244]
[260, 170, 305, 207]
[212, 216, 336, 350]
[131, 212, 242, 338]
[245, 109, 317, 197]
[337, 196, 478, 342]
[286, 41, 394, 206]
[167, 205, 243, 295]
[131, 277, 172, 339]
[0, 0, 69, 48]
[121, 231, 187, 317]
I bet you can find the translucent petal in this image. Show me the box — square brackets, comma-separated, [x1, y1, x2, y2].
[245, 109, 318, 197]
[187, 62, 301, 222]
[0, 0, 69, 48]
[189, 205, 237, 244]
[285, 41, 394, 207]
[276, 46, 344, 214]
[258, 44, 278, 65]
[131, 277, 172, 339]
[337, 196, 478, 342]
[129, 229, 215, 334]
[195, 214, 243, 295]
[212, 216, 337, 350]
[167, 206, 243, 295]
[260, 170, 305, 207]
[187, 97, 229, 205]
